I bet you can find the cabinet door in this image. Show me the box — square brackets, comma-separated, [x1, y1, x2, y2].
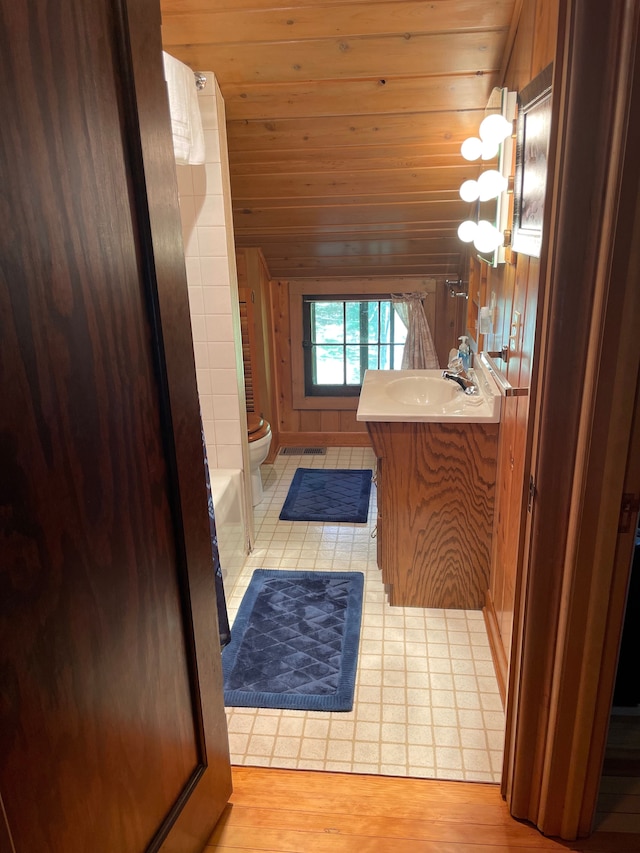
[0, 1, 231, 850]
[367, 421, 497, 608]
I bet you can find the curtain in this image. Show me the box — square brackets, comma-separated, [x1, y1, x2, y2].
[201, 420, 231, 648]
[391, 292, 439, 369]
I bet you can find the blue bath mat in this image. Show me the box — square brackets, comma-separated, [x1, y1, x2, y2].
[222, 569, 364, 711]
[279, 468, 372, 523]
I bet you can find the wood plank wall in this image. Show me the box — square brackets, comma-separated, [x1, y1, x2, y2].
[479, 0, 560, 700]
[235, 248, 279, 461]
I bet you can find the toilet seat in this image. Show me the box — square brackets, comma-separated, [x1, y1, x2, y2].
[247, 413, 271, 443]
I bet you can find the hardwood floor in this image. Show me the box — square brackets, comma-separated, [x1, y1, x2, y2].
[595, 714, 640, 833]
[597, 776, 640, 835]
[207, 767, 640, 852]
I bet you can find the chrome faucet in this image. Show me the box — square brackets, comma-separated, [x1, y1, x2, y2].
[442, 367, 478, 395]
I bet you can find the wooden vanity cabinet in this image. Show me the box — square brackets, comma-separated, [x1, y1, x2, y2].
[367, 420, 499, 609]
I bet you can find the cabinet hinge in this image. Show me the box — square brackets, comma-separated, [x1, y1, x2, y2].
[527, 475, 536, 513]
[619, 492, 640, 534]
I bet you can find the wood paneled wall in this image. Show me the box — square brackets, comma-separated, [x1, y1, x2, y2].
[267, 276, 466, 447]
[479, 0, 560, 699]
[236, 248, 279, 461]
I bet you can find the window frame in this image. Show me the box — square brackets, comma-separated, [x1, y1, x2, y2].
[289, 278, 437, 411]
[302, 295, 406, 397]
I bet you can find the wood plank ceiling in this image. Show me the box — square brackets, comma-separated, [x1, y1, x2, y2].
[161, 0, 518, 279]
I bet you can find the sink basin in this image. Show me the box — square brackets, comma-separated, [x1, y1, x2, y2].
[356, 367, 502, 423]
[386, 376, 459, 406]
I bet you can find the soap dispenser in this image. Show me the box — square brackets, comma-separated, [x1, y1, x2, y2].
[457, 336, 471, 371]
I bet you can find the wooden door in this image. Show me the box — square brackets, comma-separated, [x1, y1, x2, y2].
[503, 0, 640, 838]
[0, 1, 231, 851]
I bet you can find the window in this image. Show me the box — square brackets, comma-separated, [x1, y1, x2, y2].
[302, 297, 408, 396]
[289, 278, 436, 411]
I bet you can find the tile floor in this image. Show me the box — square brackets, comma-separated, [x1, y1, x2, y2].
[223, 447, 505, 783]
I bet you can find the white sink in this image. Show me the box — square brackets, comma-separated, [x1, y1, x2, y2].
[356, 366, 502, 423]
[386, 376, 459, 406]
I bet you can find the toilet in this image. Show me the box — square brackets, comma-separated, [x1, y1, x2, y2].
[247, 413, 272, 505]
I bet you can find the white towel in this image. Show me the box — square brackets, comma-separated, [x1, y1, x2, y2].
[162, 51, 205, 165]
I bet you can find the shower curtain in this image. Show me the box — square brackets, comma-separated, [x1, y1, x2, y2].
[391, 292, 439, 369]
[201, 422, 231, 648]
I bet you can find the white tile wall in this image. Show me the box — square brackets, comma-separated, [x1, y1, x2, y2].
[176, 73, 244, 470]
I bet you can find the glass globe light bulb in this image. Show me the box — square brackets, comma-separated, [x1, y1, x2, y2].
[460, 137, 483, 161]
[477, 169, 508, 201]
[479, 113, 513, 145]
[459, 179, 480, 202]
[473, 220, 504, 252]
[480, 139, 500, 160]
[473, 233, 496, 253]
[457, 220, 478, 243]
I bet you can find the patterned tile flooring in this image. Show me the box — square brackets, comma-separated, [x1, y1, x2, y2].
[223, 447, 505, 783]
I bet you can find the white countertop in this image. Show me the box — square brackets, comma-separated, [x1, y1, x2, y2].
[356, 364, 502, 423]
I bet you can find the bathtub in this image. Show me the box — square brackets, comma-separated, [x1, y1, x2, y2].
[209, 468, 247, 598]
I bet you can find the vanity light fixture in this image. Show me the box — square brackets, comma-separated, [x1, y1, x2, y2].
[457, 88, 517, 264]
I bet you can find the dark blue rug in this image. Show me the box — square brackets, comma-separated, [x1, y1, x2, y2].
[279, 468, 372, 523]
[222, 569, 364, 711]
